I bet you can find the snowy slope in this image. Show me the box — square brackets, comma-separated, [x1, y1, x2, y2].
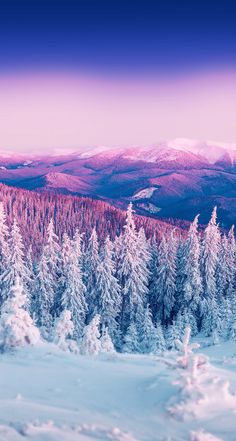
[1, 341, 236, 441]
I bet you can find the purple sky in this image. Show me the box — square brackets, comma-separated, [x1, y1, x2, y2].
[0, 70, 236, 152]
[1, 1, 236, 152]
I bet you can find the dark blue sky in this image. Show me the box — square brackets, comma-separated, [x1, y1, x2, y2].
[0, 0, 236, 76]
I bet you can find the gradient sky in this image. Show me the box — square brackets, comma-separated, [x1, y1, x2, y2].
[0, 0, 236, 152]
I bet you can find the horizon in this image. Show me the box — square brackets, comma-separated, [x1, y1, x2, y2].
[1, 137, 236, 157]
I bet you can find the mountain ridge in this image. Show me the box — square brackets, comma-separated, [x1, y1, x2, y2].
[0, 139, 236, 227]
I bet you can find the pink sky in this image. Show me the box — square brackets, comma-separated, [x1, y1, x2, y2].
[0, 70, 236, 152]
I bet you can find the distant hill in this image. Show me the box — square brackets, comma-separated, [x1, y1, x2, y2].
[0, 139, 236, 227]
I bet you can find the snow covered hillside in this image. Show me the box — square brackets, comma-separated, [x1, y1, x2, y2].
[1, 339, 236, 441]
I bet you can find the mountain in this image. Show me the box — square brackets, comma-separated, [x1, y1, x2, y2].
[0, 139, 236, 227]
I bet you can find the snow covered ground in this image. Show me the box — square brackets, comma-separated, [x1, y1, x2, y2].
[132, 187, 158, 200]
[1, 341, 236, 441]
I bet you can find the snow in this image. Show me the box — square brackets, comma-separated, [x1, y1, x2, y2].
[136, 202, 161, 214]
[167, 138, 236, 164]
[131, 187, 158, 200]
[1, 341, 236, 440]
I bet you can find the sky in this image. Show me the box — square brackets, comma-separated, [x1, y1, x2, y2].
[0, 0, 236, 152]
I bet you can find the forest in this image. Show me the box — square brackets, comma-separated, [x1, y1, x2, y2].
[0, 183, 235, 354]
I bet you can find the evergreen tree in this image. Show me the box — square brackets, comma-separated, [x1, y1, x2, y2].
[61, 237, 87, 339]
[58, 233, 72, 294]
[225, 225, 236, 299]
[217, 234, 229, 302]
[34, 252, 55, 335]
[140, 306, 159, 354]
[34, 219, 60, 335]
[220, 297, 232, 339]
[202, 296, 222, 337]
[229, 315, 236, 341]
[52, 309, 78, 353]
[97, 236, 121, 340]
[181, 308, 198, 336]
[84, 228, 100, 321]
[137, 227, 151, 282]
[100, 327, 115, 353]
[0, 276, 40, 351]
[155, 231, 177, 325]
[45, 218, 61, 274]
[201, 207, 221, 334]
[80, 314, 101, 356]
[155, 322, 166, 353]
[26, 245, 35, 312]
[1, 219, 29, 304]
[0, 202, 9, 277]
[118, 203, 149, 333]
[166, 320, 182, 350]
[201, 207, 220, 304]
[174, 239, 186, 316]
[123, 322, 140, 353]
[149, 237, 159, 315]
[182, 215, 202, 315]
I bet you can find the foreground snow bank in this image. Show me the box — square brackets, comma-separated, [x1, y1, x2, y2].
[1, 341, 236, 441]
[0, 422, 137, 441]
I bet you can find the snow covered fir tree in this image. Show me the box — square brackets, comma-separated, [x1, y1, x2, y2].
[0, 198, 236, 354]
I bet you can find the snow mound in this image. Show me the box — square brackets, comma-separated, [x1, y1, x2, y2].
[190, 430, 224, 441]
[1, 421, 138, 441]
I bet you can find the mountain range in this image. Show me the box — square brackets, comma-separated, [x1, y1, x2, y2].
[0, 139, 236, 227]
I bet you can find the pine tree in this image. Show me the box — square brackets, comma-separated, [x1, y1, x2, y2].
[58, 233, 72, 294]
[52, 309, 78, 353]
[34, 252, 55, 335]
[174, 239, 186, 316]
[201, 207, 221, 334]
[166, 320, 182, 350]
[140, 306, 159, 354]
[123, 322, 140, 353]
[155, 231, 177, 325]
[97, 236, 121, 340]
[26, 245, 35, 312]
[84, 228, 100, 321]
[182, 215, 202, 315]
[61, 237, 87, 339]
[181, 308, 198, 336]
[73, 229, 84, 263]
[0, 202, 9, 276]
[155, 322, 166, 353]
[0, 276, 40, 351]
[45, 218, 61, 274]
[225, 225, 236, 299]
[202, 296, 222, 338]
[118, 203, 149, 333]
[1, 219, 30, 304]
[217, 234, 229, 302]
[229, 315, 236, 341]
[100, 327, 115, 353]
[80, 314, 101, 356]
[149, 237, 159, 315]
[202, 207, 220, 301]
[34, 219, 60, 335]
[220, 297, 232, 339]
[137, 227, 151, 282]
